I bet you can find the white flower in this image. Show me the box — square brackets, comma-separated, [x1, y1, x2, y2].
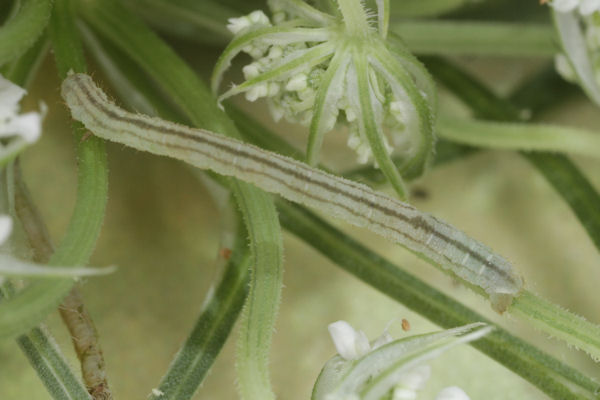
[548, 0, 600, 105]
[551, 0, 600, 15]
[580, 0, 600, 15]
[434, 386, 471, 400]
[0, 74, 43, 144]
[328, 320, 371, 360]
[328, 320, 395, 361]
[0, 215, 12, 246]
[226, 10, 271, 35]
[316, 321, 487, 400]
[213, 0, 436, 198]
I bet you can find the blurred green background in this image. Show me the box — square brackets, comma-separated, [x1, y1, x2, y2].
[1, 37, 600, 400]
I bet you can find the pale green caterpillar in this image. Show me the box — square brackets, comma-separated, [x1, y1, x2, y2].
[61, 73, 523, 313]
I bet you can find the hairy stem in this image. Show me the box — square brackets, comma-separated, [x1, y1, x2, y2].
[14, 164, 112, 399]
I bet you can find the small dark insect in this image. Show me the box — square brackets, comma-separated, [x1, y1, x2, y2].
[81, 131, 93, 142]
[401, 318, 411, 332]
[411, 187, 429, 201]
[219, 248, 232, 260]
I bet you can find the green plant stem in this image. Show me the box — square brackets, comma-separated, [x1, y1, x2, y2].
[0, 0, 53, 65]
[0, 232, 91, 400]
[390, 0, 471, 18]
[512, 292, 600, 361]
[78, 2, 284, 399]
[422, 57, 600, 357]
[275, 201, 598, 399]
[1, 35, 49, 88]
[525, 153, 600, 252]
[80, 26, 255, 400]
[217, 110, 600, 399]
[343, 141, 477, 186]
[79, 24, 274, 400]
[0, 0, 109, 339]
[392, 20, 557, 57]
[437, 116, 600, 158]
[338, 0, 371, 36]
[151, 223, 251, 400]
[18, 325, 92, 400]
[509, 64, 580, 117]
[426, 56, 600, 256]
[120, 0, 557, 59]
[218, 105, 600, 396]
[0, 27, 93, 400]
[76, 17, 600, 395]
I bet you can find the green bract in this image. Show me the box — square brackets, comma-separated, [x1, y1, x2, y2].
[212, 0, 436, 198]
[312, 322, 491, 400]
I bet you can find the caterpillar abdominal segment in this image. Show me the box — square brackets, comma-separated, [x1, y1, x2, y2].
[61, 73, 524, 313]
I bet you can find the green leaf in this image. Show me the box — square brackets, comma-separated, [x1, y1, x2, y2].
[0, 0, 109, 340]
[0, 285, 91, 400]
[427, 56, 600, 257]
[437, 116, 600, 158]
[78, 2, 284, 398]
[392, 20, 558, 57]
[314, 324, 491, 400]
[151, 213, 251, 400]
[352, 51, 407, 198]
[275, 201, 598, 400]
[216, 108, 598, 398]
[217, 41, 336, 104]
[0, 0, 52, 66]
[211, 26, 331, 94]
[307, 46, 350, 165]
[0, 254, 115, 277]
[17, 327, 92, 400]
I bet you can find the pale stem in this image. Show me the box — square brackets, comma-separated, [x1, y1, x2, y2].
[14, 163, 112, 400]
[337, 0, 371, 37]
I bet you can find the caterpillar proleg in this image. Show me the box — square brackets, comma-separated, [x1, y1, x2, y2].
[61, 73, 523, 313]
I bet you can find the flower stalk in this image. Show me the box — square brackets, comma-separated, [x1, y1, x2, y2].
[213, 0, 436, 199]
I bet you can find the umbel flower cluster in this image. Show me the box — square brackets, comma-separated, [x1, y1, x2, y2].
[0, 74, 43, 166]
[547, 0, 600, 106]
[212, 0, 436, 198]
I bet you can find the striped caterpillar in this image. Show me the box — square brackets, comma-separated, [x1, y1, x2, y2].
[61, 73, 523, 313]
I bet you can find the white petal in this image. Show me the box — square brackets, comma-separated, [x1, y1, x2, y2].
[267, 82, 280, 96]
[245, 84, 269, 101]
[285, 73, 308, 91]
[0, 112, 42, 143]
[0, 215, 13, 245]
[551, 0, 580, 12]
[392, 388, 417, 400]
[227, 16, 252, 35]
[554, 54, 577, 82]
[0, 75, 26, 120]
[249, 10, 270, 26]
[345, 107, 357, 122]
[579, 0, 600, 14]
[328, 320, 371, 360]
[268, 46, 283, 59]
[435, 386, 471, 400]
[242, 63, 261, 80]
[267, 99, 285, 121]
